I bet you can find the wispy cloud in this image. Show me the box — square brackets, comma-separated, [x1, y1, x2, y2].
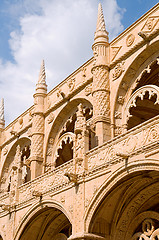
[0, 0, 125, 125]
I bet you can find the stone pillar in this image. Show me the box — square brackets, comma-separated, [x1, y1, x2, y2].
[74, 103, 89, 173]
[91, 3, 111, 146]
[30, 60, 47, 180]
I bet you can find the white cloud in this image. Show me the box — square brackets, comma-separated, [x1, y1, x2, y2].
[0, 0, 125, 125]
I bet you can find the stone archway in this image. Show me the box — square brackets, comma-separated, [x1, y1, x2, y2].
[14, 201, 72, 240]
[45, 98, 93, 172]
[85, 160, 159, 240]
[113, 40, 159, 137]
[0, 137, 31, 194]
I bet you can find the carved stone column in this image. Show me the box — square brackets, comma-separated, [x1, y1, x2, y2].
[10, 145, 22, 204]
[91, 3, 111, 145]
[74, 103, 89, 173]
[30, 60, 47, 179]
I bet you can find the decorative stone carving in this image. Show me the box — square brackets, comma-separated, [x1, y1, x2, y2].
[60, 196, 65, 203]
[57, 87, 65, 99]
[126, 34, 135, 47]
[114, 126, 122, 136]
[141, 16, 159, 33]
[124, 85, 159, 121]
[48, 112, 54, 124]
[131, 218, 158, 240]
[112, 62, 125, 80]
[114, 111, 121, 119]
[18, 117, 23, 128]
[93, 85, 110, 118]
[111, 46, 122, 61]
[82, 67, 86, 77]
[47, 96, 52, 109]
[117, 96, 125, 105]
[67, 78, 75, 92]
[145, 65, 151, 73]
[85, 83, 92, 96]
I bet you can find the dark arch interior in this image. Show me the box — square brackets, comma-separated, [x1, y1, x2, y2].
[56, 139, 73, 167]
[89, 170, 159, 238]
[127, 92, 159, 130]
[19, 207, 72, 240]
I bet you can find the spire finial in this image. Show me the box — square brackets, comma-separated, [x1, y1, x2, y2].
[0, 98, 4, 121]
[38, 60, 46, 84]
[0, 98, 5, 129]
[94, 3, 109, 43]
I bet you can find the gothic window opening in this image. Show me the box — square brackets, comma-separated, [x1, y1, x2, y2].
[127, 59, 159, 130]
[21, 145, 31, 183]
[55, 137, 73, 168]
[59, 107, 93, 137]
[127, 90, 159, 130]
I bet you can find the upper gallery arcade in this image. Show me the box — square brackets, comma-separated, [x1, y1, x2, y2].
[0, 2, 159, 240]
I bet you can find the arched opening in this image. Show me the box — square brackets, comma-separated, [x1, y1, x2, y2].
[127, 90, 159, 129]
[18, 207, 72, 240]
[127, 60, 159, 130]
[56, 137, 73, 167]
[45, 99, 94, 171]
[114, 46, 159, 137]
[0, 138, 31, 194]
[88, 170, 159, 240]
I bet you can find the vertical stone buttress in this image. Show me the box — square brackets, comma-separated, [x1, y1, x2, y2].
[30, 60, 47, 179]
[92, 3, 111, 145]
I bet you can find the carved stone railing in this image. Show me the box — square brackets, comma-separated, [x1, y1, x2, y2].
[0, 160, 74, 207]
[87, 115, 159, 171]
[18, 159, 74, 204]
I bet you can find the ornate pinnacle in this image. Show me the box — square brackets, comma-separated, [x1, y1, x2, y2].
[94, 3, 109, 43]
[0, 98, 4, 121]
[0, 98, 5, 129]
[38, 60, 46, 85]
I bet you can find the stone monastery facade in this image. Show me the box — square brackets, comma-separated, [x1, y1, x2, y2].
[0, 3, 159, 240]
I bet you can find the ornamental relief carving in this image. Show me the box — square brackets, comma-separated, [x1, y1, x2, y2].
[87, 121, 159, 171]
[141, 16, 159, 33]
[67, 78, 75, 92]
[85, 83, 92, 96]
[124, 85, 159, 121]
[126, 34, 135, 47]
[112, 62, 125, 80]
[131, 218, 159, 240]
[111, 46, 122, 61]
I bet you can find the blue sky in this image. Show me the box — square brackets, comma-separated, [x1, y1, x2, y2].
[0, 0, 158, 125]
